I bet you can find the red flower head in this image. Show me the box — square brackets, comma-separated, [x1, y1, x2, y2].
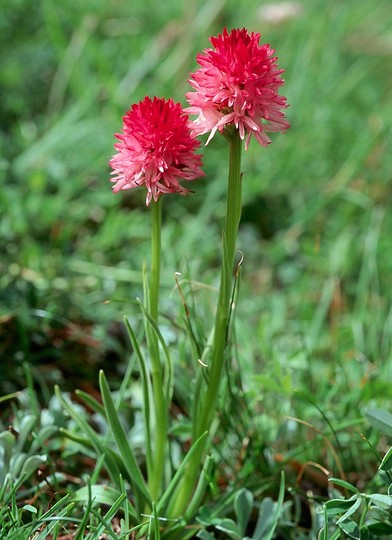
[110, 97, 204, 205]
[186, 28, 290, 149]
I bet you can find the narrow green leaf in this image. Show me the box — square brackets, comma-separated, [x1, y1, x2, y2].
[74, 480, 92, 540]
[99, 370, 151, 507]
[93, 493, 128, 538]
[379, 447, 392, 471]
[90, 494, 127, 540]
[90, 453, 107, 486]
[59, 425, 128, 481]
[328, 477, 359, 493]
[293, 389, 342, 453]
[0, 392, 20, 404]
[124, 316, 152, 477]
[36, 494, 72, 521]
[118, 473, 140, 528]
[33, 503, 75, 540]
[75, 390, 106, 417]
[184, 454, 214, 521]
[136, 300, 173, 405]
[156, 431, 209, 515]
[152, 501, 161, 539]
[59, 427, 92, 447]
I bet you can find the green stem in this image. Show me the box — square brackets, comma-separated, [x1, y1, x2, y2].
[169, 132, 243, 518]
[197, 130, 242, 435]
[149, 197, 162, 322]
[147, 197, 167, 501]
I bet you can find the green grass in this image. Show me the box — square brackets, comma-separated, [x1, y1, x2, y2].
[1, 0, 392, 537]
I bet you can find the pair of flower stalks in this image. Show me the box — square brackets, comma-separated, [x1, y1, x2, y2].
[109, 28, 289, 522]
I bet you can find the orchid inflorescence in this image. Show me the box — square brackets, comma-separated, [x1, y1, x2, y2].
[110, 27, 289, 202]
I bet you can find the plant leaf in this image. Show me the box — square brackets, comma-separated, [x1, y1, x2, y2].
[0, 392, 20, 404]
[252, 498, 274, 539]
[336, 496, 362, 524]
[197, 531, 217, 540]
[184, 454, 214, 521]
[325, 498, 359, 516]
[379, 446, 392, 471]
[365, 408, 392, 437]
[259, 471, 285, 540]
[75, 389, 106, 417]
[328, 477, 359, 494]
[215, 518, 242, 540]
[156, 431, 208, 515]
[124, 316, 153, 477]
[234, 488, 253, 536]
[338, 519, 360, 539]
[136, 300, 174, 406]
[73, 484, 121, 507]
[368, 494, 392, 510]
[19, 455, 47, 481]
[99, 370, 151, 509]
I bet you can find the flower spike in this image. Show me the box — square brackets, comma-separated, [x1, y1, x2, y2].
[186, 28, 290, 149]
[110, 97, 204, 205]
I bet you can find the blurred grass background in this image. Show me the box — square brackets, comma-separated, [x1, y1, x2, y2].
[1, 0, 392, 443]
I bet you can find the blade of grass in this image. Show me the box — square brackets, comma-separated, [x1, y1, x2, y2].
[124, 315, 153, 479]
[158, 431, 208, 516]
[0, 392, 20, 404]
[75, 389, 106, 417]
[184, 454, 214, 521]
[152, 502, 161, 539]
[99, 370, 151, 510]
[87, 493, 127, 539]
[74, 479, 93, 540]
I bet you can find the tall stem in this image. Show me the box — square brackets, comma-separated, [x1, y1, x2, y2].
[197, 130, 242, 435]
[169, 132, 243, 517]
[147, 197, 167, 501]
[149, 198, 162, 323]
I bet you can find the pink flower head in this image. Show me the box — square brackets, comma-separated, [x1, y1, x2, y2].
[186, 28, 290, 150]
[110, 96, 204, 205]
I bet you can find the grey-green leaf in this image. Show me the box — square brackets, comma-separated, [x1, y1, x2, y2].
[365, 408, 392, 437]
[234, 488, 253, 536]
[379, 446, 392, 471]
